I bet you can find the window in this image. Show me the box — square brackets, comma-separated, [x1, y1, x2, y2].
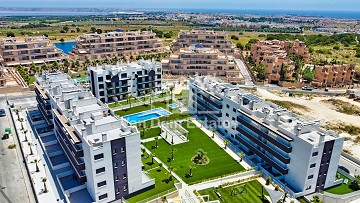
[123, 173, 127, 179]
[232, 117, 235, 121]
[312, 152, 318, 157]
[94, 153, 104, 160]
[112, 149, 117, 155]
[233, 108, 236, 113]
[96, 167, 105, 174]
[225, 129, 228, 133]
[308, 175, 314, 179]
[306, 185, 312, 190]
[99, 84, 104, 89]
[124, 185, 127, 191]
[99, 193, 108, 200]
[98, 77, 103, 82]
[115, 176, 119, 182]
[226, 113, 229, 117]
[122, 160, 126, 166]
[116, 188, 120, 195]
[121, 147, 125, 153]
[114, 163, 118, 168]
[97, 181, 106, 188]
[310, 163, 316, 168]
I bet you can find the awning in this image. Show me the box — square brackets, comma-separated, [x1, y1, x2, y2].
[265, 187, 285, 203]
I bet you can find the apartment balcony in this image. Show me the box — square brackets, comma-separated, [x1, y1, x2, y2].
[196, 92, 222, 109]
[237, 116, 292, 153]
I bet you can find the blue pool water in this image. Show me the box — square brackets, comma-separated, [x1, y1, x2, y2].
[123, 108, 172, 124]
[55, 41, 76, 54]
[169, 103, 178, 109]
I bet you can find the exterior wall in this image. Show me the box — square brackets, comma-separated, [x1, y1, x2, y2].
[69, 30, 165, 61]
[125, 133, 144, 194]
[111, 138, 129, 200]
[312, 64, 356, 87]
[0, 37, 66, 67]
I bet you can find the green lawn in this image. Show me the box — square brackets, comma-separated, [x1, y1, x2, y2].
[108, 97, 139, 108]
[115, 100, 191, 128]
[324, 173, 356, 195]
[141, 127, 161, 140]
[199, 180, 269, 203]
[126, 153, 176, 203]
[146, 121, 245, 184]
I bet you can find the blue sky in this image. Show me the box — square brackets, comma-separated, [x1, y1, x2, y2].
[0, 0, 359, 11]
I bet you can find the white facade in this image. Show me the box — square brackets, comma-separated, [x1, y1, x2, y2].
[189, 76, 344, 197]
[88, 60, 162, 103]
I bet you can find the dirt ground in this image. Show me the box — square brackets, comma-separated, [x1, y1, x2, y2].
[255, 88, 360, 158]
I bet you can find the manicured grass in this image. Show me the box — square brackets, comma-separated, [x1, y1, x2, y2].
[108, 98, 139, 108]
[141, 127, 161, 140]
[324, 174, 356, 195]
[115, 100, 191, 128]
[199, 180, 269, 203]
[146, 121, 245, 184]
[126, 153, 176, 203]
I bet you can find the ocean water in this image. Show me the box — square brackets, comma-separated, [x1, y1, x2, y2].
[55, 41, 76, 54]
[180, 9, 360, 19]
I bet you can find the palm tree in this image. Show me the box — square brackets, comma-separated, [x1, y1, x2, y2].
[14, 109, 20, 120]
[40, 64, 48, 72]
[168, 166, 176, 181]
[237, 152, 245, 162]
[170, 146, 177, 160]
[195, 149, 207, 159]
[150, 153, 156, 164]
[23, 130, 28, 142]
[211, 129, 216, 138]
[103, 58, 110, 65]
[141, 91, 146, 102]
[169, 85, 174, 103]
[51, 61, 59, 71]
[199, 120, 204, 128]
[311, 196, 322, 203]
[126, 94, 133, 108]
[31, 158, 41, 172]
[189, 164, 196, 177]
[18, 118, 24, 130]
[42, 177, 48, 193]
[63, 59, 70, 72]
[28, 142, 33, 155]
[146, 89, 152, 105]
[154, 137, 159, 148]
[112, 56, 119, 65]
[224, 139, 230, 150]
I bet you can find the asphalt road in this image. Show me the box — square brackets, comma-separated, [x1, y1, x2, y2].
[0, 98, 35, 203]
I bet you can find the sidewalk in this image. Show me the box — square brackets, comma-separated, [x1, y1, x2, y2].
[191, 119, 252, 170]
[110, 95, 171, 111]
[11, 109, 63, 203]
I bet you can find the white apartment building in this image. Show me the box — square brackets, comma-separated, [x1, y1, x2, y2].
[189, 76, 344, 197]
[35, 72, 154, 202]
[88, 60, 162, 103]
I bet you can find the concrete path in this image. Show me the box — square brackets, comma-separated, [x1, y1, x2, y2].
[235, 59, 254, 86]
[0, 98, 35, 203]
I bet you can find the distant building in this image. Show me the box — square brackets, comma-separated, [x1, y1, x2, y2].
[190, 75, 344, 197]
[0, 36, 66, 67]
[88, 60, 162, 103]
[34, 72, 154, 202]
[162, 44, 243, 83]
[171, 29, 238, 56]
[250, 39, 310, 82]
[69, 30, 165, 61]
[312, 64, 356, 87]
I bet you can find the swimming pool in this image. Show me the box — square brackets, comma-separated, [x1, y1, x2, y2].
[123, 108, 172, 124]
[169, 103, 178, 109]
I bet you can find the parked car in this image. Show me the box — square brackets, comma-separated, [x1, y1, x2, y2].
[0, 109, 5, 117]
[302, 86, 313, 91]
[288, 86, 296, 89]
[339, 165, 350, 173]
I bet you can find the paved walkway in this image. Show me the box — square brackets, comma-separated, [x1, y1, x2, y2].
[110, 96, 171, 111]
[12, 109, 64, 203]
[235, 59, 254, 86]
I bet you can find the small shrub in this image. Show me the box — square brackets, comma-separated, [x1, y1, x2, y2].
[266, 176, 271, 185]
[275, 185, 280, 191]
[8, 144, 16, 149]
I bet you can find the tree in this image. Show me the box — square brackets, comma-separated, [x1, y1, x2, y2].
[90, 27, 97, 33]
[141, 91, 146, 102]
[126, 94, 133, 108]
[189, 164, 196, 177]
[350, 175, 360, 190]
[280, 63, 290, 81]
[59, 38, 65, 43]
[236, 42, 244, 49]
[42, 177, 48, 193]
[6, 31, 15, 37]
[63, 26, 69, 33]
[96, 29, 103, 34]
[161, 196, 167, 203]
[31, 158, 41, 172]
[154, 137, 159, 148]
[303, 66, 315, 82]
[170, 146, 177, 160]
[211, 129, 216, 138]
[253, 64, 266, 81]
[76, 27, 81, 33]
[169, 85, 174, 103]
[14, 109, 20, 120]
[266, 176, 271, 185]
[150, 153, 156, 164]
[28, 142, 33, 155]
[63, 59, 70, 69]
[237, 152, 245, 162]
[195, 149, 207, 159]
[23, 130, 28, 142]
[224, 139, 230, 149]
[52, 61, 59, 71]
[168, 165, 176, 180]
[311, 196, 323, 203]
[199, 120, 204, 128]
[18, 118, 25, 130]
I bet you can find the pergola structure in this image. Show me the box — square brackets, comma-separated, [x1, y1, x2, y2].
[160, 121, 189, 145]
